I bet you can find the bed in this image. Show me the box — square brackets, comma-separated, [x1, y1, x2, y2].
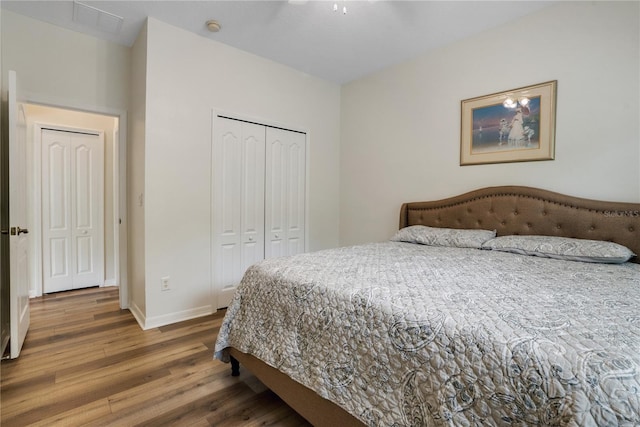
[214, 186, 640, 426]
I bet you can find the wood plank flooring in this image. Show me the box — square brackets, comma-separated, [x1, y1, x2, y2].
[0, 287, 311, 426]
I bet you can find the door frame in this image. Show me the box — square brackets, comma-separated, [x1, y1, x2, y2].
[22, 94, 128, 309]
[37, 124, 106, 294]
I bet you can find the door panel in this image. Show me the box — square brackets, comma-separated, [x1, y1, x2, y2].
[214, 119, 242, 306]
[265, 134, 284, 258]
[241, 134, 263, 238]
[287, 237, 304, 257]
[71, 133, 104, 289]
[285, 133, 306, 255]
[42, 129, 104, 293]
[74, 144, 92, 227]
[42, 134, 71, 292]
[265, 128, 306, 259]
[49, 143, 69, 230]
[240, 123, 265, 275]
[76, 236, 92, 273]
[220, 125, 241, 240]
[50, 238, 68, 277]
[213, 117, 266, 308]
[8, 70, 30, 359]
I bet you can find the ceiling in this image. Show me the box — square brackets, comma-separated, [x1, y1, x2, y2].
[1, 0, 555, 84]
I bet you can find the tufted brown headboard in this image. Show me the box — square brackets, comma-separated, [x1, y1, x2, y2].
[399, 186, 640, 263]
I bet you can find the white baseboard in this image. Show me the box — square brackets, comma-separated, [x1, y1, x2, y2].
[129, 302, 214, 330]
[128, 300, 147, 330]
[143, 305, 214, 330]
[103, 279, 118, 287]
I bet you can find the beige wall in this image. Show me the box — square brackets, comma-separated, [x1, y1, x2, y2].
[8, 2, 637, 326]
[2, 10, 130, 296]
[1, 10, 130, 111]
[135, 18, 341, 324]
[128, 21, 148, 316]
[340, 1, 640, 246]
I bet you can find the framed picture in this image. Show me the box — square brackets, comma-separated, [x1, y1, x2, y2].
[460, 80, 557, 166]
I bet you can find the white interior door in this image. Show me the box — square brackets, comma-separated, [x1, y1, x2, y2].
[265, 128, 306, 258]
[42, 128, 104, 293]
[8, 70, 30, 359]
[213, 116, 265, 308]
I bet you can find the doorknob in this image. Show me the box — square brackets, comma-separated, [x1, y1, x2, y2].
[10, 227, 29, 236]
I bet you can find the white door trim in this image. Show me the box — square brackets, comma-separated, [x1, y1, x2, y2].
[22, 92, 128, 309]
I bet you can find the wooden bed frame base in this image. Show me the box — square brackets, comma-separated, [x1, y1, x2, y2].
[228, 348, 364, 426]
[225, 186, 640, 426]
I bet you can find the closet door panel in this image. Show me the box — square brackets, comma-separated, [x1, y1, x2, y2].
[286, 132, 306, 256]
[42, 129, 104, 293]
[265, 128, 305, 259]
[70, 133, 104, 289]
[265, 130, 285, 258]
[219, 123, 242, 245]
[42, 132, 71, 293]
[213, 114, 306, 308]
[240, 122, 266, 271]
[213, 118, 243, 307]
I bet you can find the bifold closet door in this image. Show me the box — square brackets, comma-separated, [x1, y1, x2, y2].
[265, 128, 306, 258]
[213, 117, 265, 308]
[41, 129, 104, 293]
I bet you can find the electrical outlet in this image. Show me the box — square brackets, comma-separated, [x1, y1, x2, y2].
[161, 276, 170, 291]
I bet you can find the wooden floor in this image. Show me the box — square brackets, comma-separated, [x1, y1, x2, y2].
[0, 287, 311, 426]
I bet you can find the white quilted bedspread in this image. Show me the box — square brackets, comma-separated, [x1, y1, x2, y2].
[214, 242, 640, 426]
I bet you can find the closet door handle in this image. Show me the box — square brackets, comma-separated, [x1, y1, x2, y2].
[10, 227, 29, 235]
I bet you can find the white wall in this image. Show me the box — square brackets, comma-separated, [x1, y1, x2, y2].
[2, 10, 131, 300]
[340, 1, 640, 246]
[23, 104, 119, 295]
[1, 10, 130, 112]
[128, 21, 148, 317]
[137, 18, 341, 324]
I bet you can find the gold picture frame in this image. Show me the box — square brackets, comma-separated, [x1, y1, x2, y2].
[460, 80, 557, 166]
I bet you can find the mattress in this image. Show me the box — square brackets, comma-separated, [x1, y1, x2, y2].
[214, 242, 640, 426]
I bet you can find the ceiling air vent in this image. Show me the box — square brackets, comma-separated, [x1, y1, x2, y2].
[73, 1, 123, 34]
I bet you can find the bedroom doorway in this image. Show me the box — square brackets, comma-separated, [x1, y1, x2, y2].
[22, 103, 127, 308]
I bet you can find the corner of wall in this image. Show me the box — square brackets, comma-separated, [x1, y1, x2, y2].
[127, 17, 148, 319]
[128, 299, 147, 330]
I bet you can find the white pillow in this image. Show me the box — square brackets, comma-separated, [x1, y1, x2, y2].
[391, 225, 496, 249]
[482, 235, 635, 264]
